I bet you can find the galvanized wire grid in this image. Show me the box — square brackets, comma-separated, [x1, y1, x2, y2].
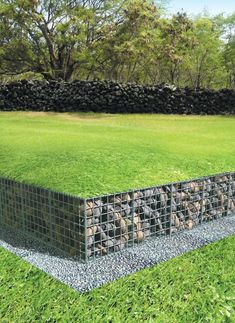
[85, 172, 235, 261]
[0, 177, 86, 261]
[0, 172, 234, 262]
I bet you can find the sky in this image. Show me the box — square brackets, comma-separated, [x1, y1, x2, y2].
[168, 0, 235, 16]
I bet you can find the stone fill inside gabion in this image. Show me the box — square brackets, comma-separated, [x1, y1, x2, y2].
[85, 173, 235, 260]
[0, 173, 234, 262]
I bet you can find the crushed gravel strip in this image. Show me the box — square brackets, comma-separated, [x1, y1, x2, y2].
[1, 215, 235, 293]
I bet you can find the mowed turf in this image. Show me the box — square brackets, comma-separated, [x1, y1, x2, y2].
[1, 236, 235, 321]
[0, 112, 235, 321]
[0, 112, 234, 197]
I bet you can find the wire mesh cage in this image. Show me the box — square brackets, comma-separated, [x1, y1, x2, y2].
[0, 172, 234, 262]
[84, 172, 235, 261]
[0, 177, 86, 261]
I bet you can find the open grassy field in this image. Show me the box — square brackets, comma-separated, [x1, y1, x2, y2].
[1, 236, 235, 322]
[0, 112, 234, 197]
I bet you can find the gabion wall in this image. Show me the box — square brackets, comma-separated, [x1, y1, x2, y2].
[0, 173, 235, 262]
[0, 177, 86, 261]
[85, 173, 235, 260]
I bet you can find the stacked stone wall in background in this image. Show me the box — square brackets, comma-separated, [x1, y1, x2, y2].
[0, 80, 235, 114]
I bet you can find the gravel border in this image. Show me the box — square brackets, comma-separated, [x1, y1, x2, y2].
[1, 215, 235, 293]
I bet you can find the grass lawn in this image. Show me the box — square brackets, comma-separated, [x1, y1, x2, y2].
[0, 236, 235, 321]
[0, 112, 235, 321]
[0, 112, 234, 197]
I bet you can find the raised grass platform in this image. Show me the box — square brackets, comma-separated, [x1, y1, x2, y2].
[1, 112, 235, 198]
[0, 112, 234, 262]
[0, 172, 234, 262]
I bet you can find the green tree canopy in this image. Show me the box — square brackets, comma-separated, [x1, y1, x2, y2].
[0, 0, 235, 88]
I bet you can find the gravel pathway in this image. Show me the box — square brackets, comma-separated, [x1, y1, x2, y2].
[1, 215, 235, 293]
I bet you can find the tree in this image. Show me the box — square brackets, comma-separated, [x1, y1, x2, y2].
[0, 0, 235, 88]
[0, 0, 124, 80]
[95, 0, 160, 82]
[157, 12, 194, 85]
[146, 13, 228, 88]
[0, 4, 34, 77]
[222, 13, 235, 88]
[182, 16, 226, 89]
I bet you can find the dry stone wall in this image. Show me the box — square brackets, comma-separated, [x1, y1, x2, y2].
[0, 80, 235, 114]
[0, 173, 234, 262]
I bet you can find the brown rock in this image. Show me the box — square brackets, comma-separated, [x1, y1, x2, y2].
[202, 198, 208, 206]
[180, 191, 187, 200]
[104, 239, 114, 248]
[181, 201, 188, 210]
[134, 192, 139, 199]
[185, 220, 193, 230]
[87, 225, 97, 237]
[114, 212, 122, 221]
[85, 201, 93, 217]
[132, 230, 144, 242]
[190, 182, 200, 192]
[219, 194, 225, 206]
[119, 216, 128, 234]
[87, 236, 94, 247]
[124, 218, 132, 226]
[87, 227, 93, 237]
[221, 176, 228, 182]
[188, 202, 200, 213]
[194, 201, 201, 211]
[230, 200, 235, 210]
[87, 248, 93, 258]
[159, 188, 168, 206]
[136, 230, 144, 241]
[110, 196, 122, 205]
[96, 244, 107, 255]
[174, 214, 180, 228]
[123, 234, 129, 241]
[122, 193, 131, 202]
[134, 215, 142, 231]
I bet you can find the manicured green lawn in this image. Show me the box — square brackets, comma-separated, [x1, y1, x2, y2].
[0, 236, 235, 321]
[0, 112, 235, 321]
[0, 112, 234, 197]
